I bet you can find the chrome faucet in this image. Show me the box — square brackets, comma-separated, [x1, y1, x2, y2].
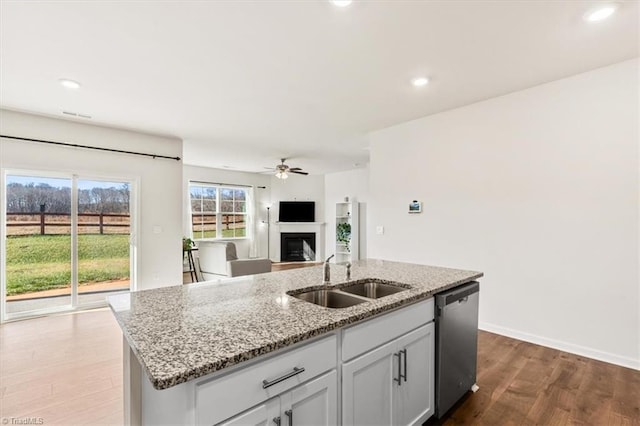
[323, 254, 335, 283]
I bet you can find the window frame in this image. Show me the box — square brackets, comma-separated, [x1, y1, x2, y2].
[189, 182, 249, 240]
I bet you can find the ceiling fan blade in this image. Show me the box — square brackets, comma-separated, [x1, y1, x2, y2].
[290, 170, 309, 175]
[289, 167, 303, 171]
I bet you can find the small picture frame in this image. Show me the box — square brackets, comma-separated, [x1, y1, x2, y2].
[409, 200, 422, 214]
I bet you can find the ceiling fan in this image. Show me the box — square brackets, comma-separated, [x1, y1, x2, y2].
[272, 158, 309, 179]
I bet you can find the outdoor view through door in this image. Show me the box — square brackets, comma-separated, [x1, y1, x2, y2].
[4, 173, 133, 319]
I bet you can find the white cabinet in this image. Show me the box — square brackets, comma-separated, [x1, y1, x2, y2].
[196, 335, 337, 425]
[335, 201, 358, 264]
[288, 370, 337, 426]
[393, 325, 435, 426]
[131, 299, 437, 426]
[219, 399, 278, 426]
[220, 371, 337, 426]
[342, 323, 435, 426]
[342, 338, 395, 424]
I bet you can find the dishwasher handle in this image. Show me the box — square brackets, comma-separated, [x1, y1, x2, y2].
[437, 281, 479, 307]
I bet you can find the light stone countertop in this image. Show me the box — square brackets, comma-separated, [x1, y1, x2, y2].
[108, 259, 482, 390]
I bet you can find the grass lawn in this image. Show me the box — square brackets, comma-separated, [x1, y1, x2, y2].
[194, 229, 246, 239]
[6, 234, 130, 296]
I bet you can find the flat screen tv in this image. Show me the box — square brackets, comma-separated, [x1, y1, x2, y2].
[279, 201, 315, 222]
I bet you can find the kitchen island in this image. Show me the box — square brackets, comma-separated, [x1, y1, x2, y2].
[109, 259, 482, 425]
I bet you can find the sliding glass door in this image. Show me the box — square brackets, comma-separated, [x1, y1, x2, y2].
[76, 178, 132, 307]
[4, 174, 73, 316]
[2, 171, 135, 320]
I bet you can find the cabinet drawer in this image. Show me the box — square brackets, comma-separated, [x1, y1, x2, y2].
[196, 334, 337, 426]
[342, 298, 434, 361]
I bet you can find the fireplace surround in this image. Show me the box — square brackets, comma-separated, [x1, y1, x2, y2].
[280, 232, 316, 262]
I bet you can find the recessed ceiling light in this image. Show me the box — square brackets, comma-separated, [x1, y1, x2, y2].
[584, 4, 618, 22]
[411, 77, 429, 87]
[331, 0, 352, 7]
[59, 79, 81, 89]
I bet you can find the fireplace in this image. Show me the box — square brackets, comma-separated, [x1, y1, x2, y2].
[280, 232, 316, 262]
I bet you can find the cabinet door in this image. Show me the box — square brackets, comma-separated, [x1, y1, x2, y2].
[393, 323, 435, 426]
[218, 397, 279, 426]
[284, 370, 337, 426]
[342, 339, 397, 426]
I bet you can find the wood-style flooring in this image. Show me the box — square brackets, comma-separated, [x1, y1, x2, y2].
[436, 333, 640, 425]
[1, 309, 638, 425]
[0, 308, 123, 425]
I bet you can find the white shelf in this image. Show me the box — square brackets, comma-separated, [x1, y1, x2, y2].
[335, 200, 358, 263]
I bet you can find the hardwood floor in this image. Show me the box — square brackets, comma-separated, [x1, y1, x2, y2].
[0, 309, 123, 425]
[271, 261, 322, 272]
[436, 332, 640, 425]
[1, 308, 638, 425]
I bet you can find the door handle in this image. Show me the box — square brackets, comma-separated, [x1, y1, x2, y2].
[394, 352, 402, 385]
[285, 409, 293, 426]
[401, 349, 407, 382]
[273, 417, 281, 426]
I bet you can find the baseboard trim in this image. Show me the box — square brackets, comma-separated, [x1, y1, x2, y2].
[479, 321, 640, 371]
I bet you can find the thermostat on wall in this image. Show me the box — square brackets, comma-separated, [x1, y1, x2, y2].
[409, 200, 422, 214]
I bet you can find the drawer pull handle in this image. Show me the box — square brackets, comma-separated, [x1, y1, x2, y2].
[262, 367, 305, 389]
[273, 416, 281, 426]
[285, 409, 293, 426]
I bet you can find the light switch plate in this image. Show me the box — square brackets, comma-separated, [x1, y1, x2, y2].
[376, 226, 384, 235]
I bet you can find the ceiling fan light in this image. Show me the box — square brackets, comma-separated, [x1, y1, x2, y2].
[276, 171, 288, 179]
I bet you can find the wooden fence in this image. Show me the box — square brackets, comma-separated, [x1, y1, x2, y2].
[6, 212, 130, 236]
[190, 214, 246, 231]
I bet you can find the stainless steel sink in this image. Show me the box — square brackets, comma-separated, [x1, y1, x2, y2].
[340, 281, 408, 299]
[292, 290, 366, 309]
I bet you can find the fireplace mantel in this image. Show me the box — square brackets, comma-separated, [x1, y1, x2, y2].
[272, 222, 325, 262]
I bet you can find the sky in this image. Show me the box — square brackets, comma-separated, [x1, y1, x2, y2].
[6, 175, 130, 190]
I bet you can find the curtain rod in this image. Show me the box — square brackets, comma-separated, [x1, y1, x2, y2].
[0, 134, 181, 161]
[189, 180, 255, 189]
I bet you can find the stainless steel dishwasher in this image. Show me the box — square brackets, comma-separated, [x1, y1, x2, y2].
[434, 281, 480, 418]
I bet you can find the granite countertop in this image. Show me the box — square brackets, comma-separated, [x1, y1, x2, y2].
[109, 259, 482, 390]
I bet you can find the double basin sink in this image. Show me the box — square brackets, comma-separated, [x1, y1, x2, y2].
[288, 279, 410, 309]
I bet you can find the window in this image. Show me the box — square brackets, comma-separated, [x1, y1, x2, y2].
[190, 183, 248, 239]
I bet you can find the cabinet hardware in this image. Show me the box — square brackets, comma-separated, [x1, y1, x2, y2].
[394, 352, 402, 385]
[273, 416, 281, 426]
[285, 409, 293, 425]
[262, 367, 305, 389]
[401, 349, 407, 382]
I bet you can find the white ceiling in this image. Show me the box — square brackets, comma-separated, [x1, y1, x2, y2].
[1, 1, 638, 175]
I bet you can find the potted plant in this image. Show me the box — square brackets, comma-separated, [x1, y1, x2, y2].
[336, 222, 351, 252]
[183, 237, 195, 251]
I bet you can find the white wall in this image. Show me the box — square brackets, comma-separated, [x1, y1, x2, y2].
[324, 167, 370, 260]
[182, 165, 271, 259]
[368, 59, 639, 369]
[0, 109, 184, 297]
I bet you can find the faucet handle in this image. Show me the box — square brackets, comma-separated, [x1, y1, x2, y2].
[346, 262, 351, 280]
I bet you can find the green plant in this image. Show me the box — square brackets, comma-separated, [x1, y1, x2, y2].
[336, 222, 351, 252]
[183, 237, 195, 251]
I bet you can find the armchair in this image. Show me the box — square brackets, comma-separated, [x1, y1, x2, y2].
[198, 241, 272, 279]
